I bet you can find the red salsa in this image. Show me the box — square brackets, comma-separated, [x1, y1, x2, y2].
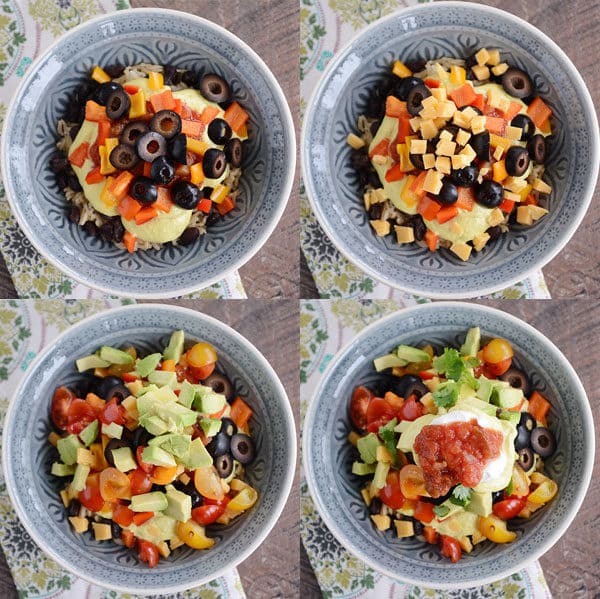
[414, 419, 503, 497]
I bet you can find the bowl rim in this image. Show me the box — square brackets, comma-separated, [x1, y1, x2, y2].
[0, 7, 296, 299]
[301, 1, 600, 299]
[1, 303, 297, 593]
[302, 301, 595, 588]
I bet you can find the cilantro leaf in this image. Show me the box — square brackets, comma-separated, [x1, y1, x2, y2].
[433, 348, 464, 381]
[432, 381, 459, 408]
[433, 504, 450, 518]
[378, 418, 398, 466]
[450, 484, 473, 507]
[459, 368, 480, 390]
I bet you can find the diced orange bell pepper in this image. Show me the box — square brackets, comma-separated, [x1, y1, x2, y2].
[456, 186, 475, 211]
[117, 195, 143, 221]
[172, 98, 183, 115]
[385, 163, 404, 183]
[85, 100, 108, 122]
[96, 120, 111, 147]
[68, 142, 89, 168]
[189, 162, 204, 186]
[149, 89, 176, 113]
[85, 167, 104, 185]
[124, 84, 140, 95]
[436, 205, 459, 224]
[223, 101, 249, 134]
[132, 512, 154, 526]
[470, 93, 486, 112]
[181, 119, 203, 138]
[492, 159, 508, 183]
[385, 96, 410, 118]
[499, 198, 515, 213]
[423, 78, 441, 88]
[199, 105, 220, 124]
[526, 97, 552, 130]
[448, 83, 478, 108]
[154, 186, 173, 213]
[143, 161, 152, 177]
[523, 193, 538, 206]
[197, 198, 212, 213]
[409, 170, 428, 198]
[108, 171, 135, 201]
[528, 390, 551, 425]
[396, 118, 412, 143]
[216, 195, 236, 216]
[486, 116, 506, 135]
[135, 206, 159, 225]
[503, 101, 523, 122]
[91, 66, 111, 84]
[229, 397, 253, 429]
[424, 229, 439, 252]
[123, 231, 137, 253]
[417, 195, 442, 221]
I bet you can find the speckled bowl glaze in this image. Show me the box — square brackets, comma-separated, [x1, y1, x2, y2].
[302, 2, 599, 298]
[1, 8, 295, 298]
[2, 304, 296, 593]
[303, 302, 594, 588]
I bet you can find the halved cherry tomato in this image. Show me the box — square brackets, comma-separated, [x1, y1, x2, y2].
[99, 397, 125, 425]
[204, 495, 231, 507]
[419, 371, 435, 380]
[349, 386, 373, 430]
[112, 503, 134, 527]
[187, 342, 217, 368]
[78, 473, 105, 512]
[100, 467, 131, 501]
[399, 464, 428, 500]
[414, 499, 435, 523]
[51, 386, 76, 430]
[149, 465, 178, 485]
[366, 397, 397, 433]
[423, 526, 438, 544]
[379, 471, 405, 510]
[137, 540, 159, 568]
[122, 529, 136, 548]
[397, 397, 425, 422]
[484, 357, 512, 377]
[66, 399, 99, 435]
[128, 467, 153, 495]
[136, 446, 154, 474]
[190, 363, 216, 380]
[121, 372, 139, 383]
[482, 338, 514, 364]
[192, 504, 226, 525]
[439, 535, 462, 563]
[493, 496, 528, 520]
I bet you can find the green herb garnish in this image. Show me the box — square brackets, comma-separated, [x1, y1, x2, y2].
[433, 504, 450, 518]
[450, 484, 473, 507]
[378, 418, 398, 466]
[433, 347, 480, 389]
[432, 381, 460, 408]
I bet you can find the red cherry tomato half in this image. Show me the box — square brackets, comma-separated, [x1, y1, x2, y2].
[366, 397, 396, 428]
[66, 399, 99, 435]
[492, 496, 527, 520]
[51, 386, 76, 430]
[136, 446, 154, 474]
[192, 504, 226, 525]
[128, 468, 153, 496]
[379, 471, 405, 510]
[413, 500, 435, 524]
[397, 397, 425, 422]
[121, 529, 136, 548]
[189, 363, 216, 380]
[113, 503, 134, 527]
[484, 357, 512, 377]
[99, 397, 125, 426]
[349, 386, 374, 430]
[439, 535, 462, 563]
[137, 540, 159, 568]
[78, 473, 105, 512]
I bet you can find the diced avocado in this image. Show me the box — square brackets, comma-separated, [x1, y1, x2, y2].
[498, 410, 521, 426]
[373, 353, 407, 372]
[136, 384, 159, 397]
[148, 434, 191, 459]
[130, 491, 169, 513]
[129, 513, 178, 543]
[200, 418, 222, 437]
[139, 414, 169, 436]
[147, 370, 177, 389]
[453, 397, 497, 418]
[460, 327, 481, 358]
[138, 388, 197, 434]
[434, 499, 463, 520]
[356, 433, 381, 465]
[164, 484, 192, 523]
[163, 330, 185, 363]
[99, 346, 134, 365]
[101, 422, 123, 439]
[142, 445, 177, 467]
[351, 461, 377, 476]
[111, 446, 138, 472]
[51, 462, 76, 477]
[493, 387, 523, 409]
[78, 420, 99, 447]
[193, 386, 226, 415]
[372, 461, 390, 489]
[476, 376, 494, 403]
[397, 414, 436, 453]
[178, 380, 196, 409]
[458, 383, 478, 401]
[468, 491, 493, 517]
[395, 345, 431, 364]
[76, 354, 110, 372]
[71, 463, 91, 493]
[136, 353, 163, 378]
[57, 434, 83, 466]
[181, 437, 213, 469]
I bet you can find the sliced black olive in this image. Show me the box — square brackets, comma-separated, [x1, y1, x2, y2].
[93, 81, 122, 106]
[109, 144, 139, 171]
[206, 431, 230, 458]
[49, 152, 70, 174]
[369, 497, 383, 515]
[104, 438, 128, 467]
[105, 90, 130, 120]
[128, 426, 151, 449]
[207, 118, 232, 145]
[215, 453, 234, 478]
[202, 372, 234, 401]
[501, 68, 533, 99]
[203, 148, 227, 179]
[120, 121, 149, 146]
[389, 374, 428, 400]
[436, 179, 458, 205]
[368, 203, 383, 220]
[514, 425, 531, 451]
[393, 76, 422, 101]
[103, 65, 125, 79]
[492, 490, 504, 504]
[136, 131, 167, 162]
[130, 176, 158, 204]
[150, 155, 175, 185]
[510, 114, 535, 141]
[67, 498, 82, 517]
[406, 83, 432, 116]
[181, 70, 198, 88]
[471, 131, 491, 162]
[505, 146, 530, 177]
[162, 65, 180, 86]
[517, 447, 535, 471]
[230, 433, 255, 465]
[94, 376, 129, 402]
[476, 180, 504, 208]
[499, 368, 531, 396]
[220, 417, 238, 437]
[530, 427, 556, 458]
[168, 134, 187, 164]
[150, 110, 182, 140]
[519, 412, 536, 432]
[527, 134, 547, 164]
[111, 521, 123, 543]
[178, 227, 200, 245]
[200, 74, 231, 104]
[451, 164, 478, 187]
[171, 180, 200, 209]
[409, 153, 424, 170]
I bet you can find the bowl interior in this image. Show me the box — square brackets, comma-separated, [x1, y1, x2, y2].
[304, 303, 593, 587]
[2, 9, 294, 297]
[303, 2, 597, 297]
[3, 305, 295, 592]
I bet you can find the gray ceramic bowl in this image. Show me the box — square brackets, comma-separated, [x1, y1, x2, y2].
[302, 2, 599, 298]
[303, 302, 594, 588]
[2, 304, 296, 593]
[1, 8, 295, 298]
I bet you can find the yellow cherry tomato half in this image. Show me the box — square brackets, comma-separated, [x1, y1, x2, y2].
[477, 515, 517, 543]
[99, 467, 131, 501]
[187, 342, 218, 369]
[482, 338, 514, 365]
[227, 486, 258, 512]
[194, 465, 225, 501]
[399, 464, 428, 500]
[177, 519, 215, 549]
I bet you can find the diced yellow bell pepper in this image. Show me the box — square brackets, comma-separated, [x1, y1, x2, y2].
[91, 66, 111, 84]
[450, 65, 466, 85]
[128, 90, 146, 119]
[100, 177, 118, 208]
[148, 71, 164, 91]
[187, 138, 210, 156]
[99, 137, 118, 175]
[210, 184, 230, 204]
[400, 175, 418, 208]
[477, 515, 517, 543]
[519, 184, 533, 202]
[190, 162, 204, 186]
[392, 60, 412, 79]
[227, 486, 258, 512]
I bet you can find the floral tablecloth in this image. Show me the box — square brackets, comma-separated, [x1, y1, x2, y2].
[300, 298, 553, 598]
[0, 0, 245, 299]
[300, 0, 551, 300]
[0, 299, 245, 598]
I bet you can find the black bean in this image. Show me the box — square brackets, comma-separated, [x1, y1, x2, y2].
[412, 519, 424, 536]
[370, 120, 381, 137]
[181, 70, 198, 88]
[368, 203, 384, 220]
[486, 225, 502, 240]
[351, 150, 370, 171]
[49, 153, 69, 174]
[83, 221, 99, 237]
[111, 217, 125, 243]
[178, 227, 200, 246]
[67, 174, 82, 192]
[68, 205, 80, 224]
[162, 65, 178, 85]
[69, 124, 81, 140]
[367, 171, 381, 189]
[206, 210, 220, 227]
[103, 65, 125, 79]
[67, 499, 82, 517]
[412, 215, 426, 241]
[99, 221, 114, 241]
[369, 497, 383, 515]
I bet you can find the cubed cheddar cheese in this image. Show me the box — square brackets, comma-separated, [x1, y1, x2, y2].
[438, 101, 457, 119]
[532, 178, 552, 194]
[471, 65, 490, 81]
[431, 87, 448, 102]
[493, 146, 505, 161]
[491, 63, 509, 77]
[92, 522, 112, 541]
[473, 232, 491, 252]
[361, 488, 372, 507]
[505, 125, 523, 141]
[450, 242, 472, 261]
[470, 115, 486, 134]
[462, 107, 479, 122]
[503, 190, 521, 202]
[410, 139, 427, 154]
[371, 514, 391, 531]
[517, 205, 534, 225]
[488, 208, 505, 226]
[392, 60, 412, 78]
[436, 139, 456, 157]
[486, 87, 503, 109]
[420, 120, 439, 140]
[395, 520, 415, 538]
[456, 129, 471, 146]
[395, 225, 415, 244]
[451, 154, 469, 169]
[435, 155, 451, 175]
[422, 169, 443, 195]
[371, 188, 388, 204]
[453, 111, 471, 129]
[439, 129, 453, 142]
[370, 219, 391, 236]
[475, 48, 490, 66]
[529, 205, 549, 221]
[459, 144, 477, 162]
[422, 153, 436, 169]
[497, 97, 511, 114]
[69, 516, 89, 534]
[487, 49, 501, 66]
[76, 447, 94, 466]
[504, 176, 528, 193]
[363, 191, 371, 211]
[409, 117, 422, 132]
